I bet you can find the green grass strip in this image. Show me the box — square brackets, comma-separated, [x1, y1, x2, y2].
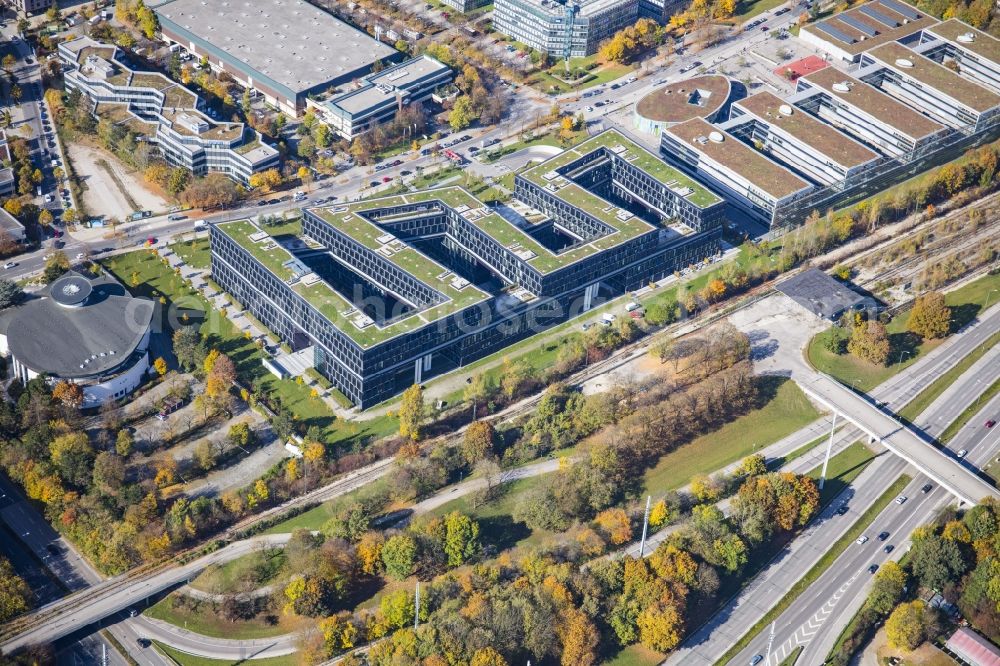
[779, 646, 803, 666]
[100, 630, 139, 666]
[939, 376, 1000, 444]
[714, 474, 912, 666]
[898, 331, 1000, 423]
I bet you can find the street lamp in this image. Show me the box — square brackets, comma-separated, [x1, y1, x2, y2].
[897, 350, 910, 366]
[986, 289, 998, 310]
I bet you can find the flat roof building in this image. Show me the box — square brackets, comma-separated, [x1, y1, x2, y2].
[59, 37, 280, 185]
[859, 41, 1000, 130]
[0, 208, 25, 243]
[0, 168, 14, 199]
[799, 0, 938, 63]
[211, 130, 724, 406]
[660, 117, 814, 227]
[493, 0, 639, 57]
[726, 91, 882, 186]
[776, 268, 876, 320]
[0, 272, 154, 408]
[152, 0, 400, 117]
[633, 75, 731, 135]
[793, 66, 949, 157]
[307, 56, 453, 141]
[918, 20, 1000, 94]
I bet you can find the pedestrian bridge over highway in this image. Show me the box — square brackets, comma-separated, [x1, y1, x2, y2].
[799, 373, 1000, 507]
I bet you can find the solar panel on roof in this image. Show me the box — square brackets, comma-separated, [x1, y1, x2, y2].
[814, 21, 856, 44]
[879, 0, 920, 21]
[858, 5, 900, 27]
[839, 14, 878, 36]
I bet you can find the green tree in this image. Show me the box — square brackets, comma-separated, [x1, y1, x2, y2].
[380, 588, 415, 630]
[115, 429, 134, 457]
[462, 420, 495, 465]
[449, 96, 476, 131]
[443, 511, 480, 567]
[172, 326, 206, 373]
[848, 320, 891, 366]
[381, 534, 417, 580]
[885, 600, 927, 650]
[42, 251, 70, 283]
[398, 384, 424, 441]
[911, 534, 967, 591]
[867, 561, 907, 615]
[0, 279, 23, 310]
[907, 291, 951, 339]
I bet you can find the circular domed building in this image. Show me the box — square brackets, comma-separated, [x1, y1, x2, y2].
[633, 75, 732, 136]
[0, 271, 155, 408]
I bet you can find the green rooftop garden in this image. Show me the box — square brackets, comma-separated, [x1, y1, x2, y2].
[520, 130, 722, 209]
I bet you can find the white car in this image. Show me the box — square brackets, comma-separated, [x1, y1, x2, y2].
[895, 495, 907, 505]
[856, 535, 869, 545]
[3, 262, 15, 270]
[75, 252, 85, 260]
[957, 449, 968, 458]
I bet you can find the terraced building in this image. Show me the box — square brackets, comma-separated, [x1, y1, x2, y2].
[210, 130, 725, 407]
[58, 37, 279, 184]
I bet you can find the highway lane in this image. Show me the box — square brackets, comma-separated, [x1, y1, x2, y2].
[727, 331, 1000, 664]
[665, 302, 1000, 664]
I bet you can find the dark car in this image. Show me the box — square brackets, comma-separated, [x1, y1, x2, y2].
[370, 181, 379, 187]
[45, 543, 61, 556]
[868, 564, 879, 574]
[884, 544, 895, 554]
[987, 419, 997, 428]
[836, 505, 849, 515]
[136, 638, 150, 648]
[921, 483, 933, 493]
[460, 135, 471, 142]
[878, 531, 890, 541]
[401, 170, 412, 176]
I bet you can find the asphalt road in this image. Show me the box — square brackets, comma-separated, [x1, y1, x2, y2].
[721, 312, 1000, 665]
[666, 301, 1000, 665]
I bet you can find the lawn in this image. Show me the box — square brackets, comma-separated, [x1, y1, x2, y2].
[807, 441, 876, 505]
[642, 377, 821, 494]
[734, 0, 788, 20]
[153, 641, 299, 666]
[600, 644, 666, 666]
[102, 250, 398, 449]
[170, 237, 211, 270]
[779, 646, 803, 666]
[262, 478, 391, 535]
[428, 475, 553, 551]
[190, 547, 286, 594]
[807, 271, 1000, 392]
[529, 59, 634, 95]
[144, 593, 296, 640]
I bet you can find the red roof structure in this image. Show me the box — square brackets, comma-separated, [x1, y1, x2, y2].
[946, 627, 1000, 666]
[774, 55, 829, 81]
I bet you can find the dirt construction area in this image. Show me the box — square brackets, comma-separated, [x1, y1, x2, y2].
[66, 142, 168, 219]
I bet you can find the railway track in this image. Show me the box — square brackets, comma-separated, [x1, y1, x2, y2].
[4, 191, 999, 649]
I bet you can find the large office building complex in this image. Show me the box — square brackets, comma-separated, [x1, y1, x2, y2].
[918, 20, 1000, 94]
[799, 0, 937, 62]
[152, 0, 400, 116]
[307, 56, 453, 141]
[493, 0, 639, 57]
[858, 41, 1000, 130]
[661, 118, 814, 226]
[210, 131, 724, 406]
[655, 5, 1000, 228]
[725, 91, 883, 186]
[59, 37, 279, 185]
